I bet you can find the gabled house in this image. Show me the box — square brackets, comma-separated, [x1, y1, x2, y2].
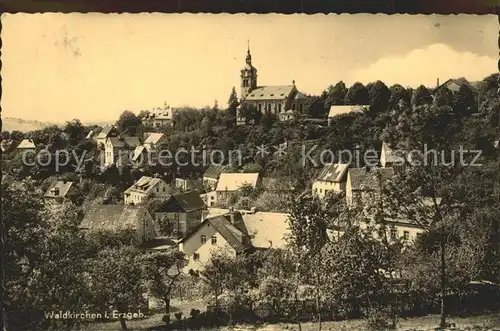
[96, 125, 118, 149]
[203, 165, 228, 190]
[345, 167, 395, 206]
[44, 180, 77, 203]
[142, 105, 176, 129]
[124, 176, 169, 205]
[154, 191, 207, 239]
[200, 191, 217, 207]
[104, 136, 141, 167]
[312, 163, 349, 199]
[130, 133, 166, 166]
[327, 105, 367, 126]
[215, 172, 261, 204]
[16, 139, 36, 151]
[143, 132, 167, 147]
[380, 142, 404, 168]
[435, 78, 478, 94]
[79, 204, 157, 244]
[178, 209, 290, 272]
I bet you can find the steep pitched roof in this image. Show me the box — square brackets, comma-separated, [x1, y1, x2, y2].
[315, 163, 349, 182]
[156, 191, 206, 213]
[125, 176, 164, 195]
[216, 173, 260, 192]
[348, 167, 395, 191]
[44, 180, 75, 198]
[328, 105, 368, 118]
[97, 126, 116, 138]
[294, 91, 307, 100]
[240, 212, 290, 249]
[79, 204, 150, 232]
[245, 85, 295, 101]
[144, 133, 165, 145]
[203, 165, 228, 179]
[16, 139, 36, 149]
[108, 136, 141, 148]
[437, 78, 478, 93]
[179, 215, 250, 253]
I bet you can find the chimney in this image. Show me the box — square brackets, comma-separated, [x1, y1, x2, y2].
[437, 78, 440, 88]
[53, 187, 60, 196]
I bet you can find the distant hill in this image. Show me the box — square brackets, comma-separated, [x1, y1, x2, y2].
[1, 117, 115, 132]
[1, 117, 56, 132]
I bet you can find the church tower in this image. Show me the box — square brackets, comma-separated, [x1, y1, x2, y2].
[240, 41, 257, 100]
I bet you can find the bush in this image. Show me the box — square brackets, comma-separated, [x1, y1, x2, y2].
[190, 308, 201, 318]
[363, 305, 397, 330]
[175, 312, 183, 320]
[161, 314, 170, 325]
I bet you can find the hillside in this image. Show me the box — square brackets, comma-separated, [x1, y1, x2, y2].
[1, 117, 114, 132]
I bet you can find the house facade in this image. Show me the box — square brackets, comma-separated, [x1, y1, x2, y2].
[200, 191, 218, 207]
[142, 105, 176, 129]
[79, 205, 157, 244]
[236, 44, 307, 125]
[312, 163, 349, 199]
[154, 191, 206, 239]
[104, 136, 142, 167]
[174, 178, 203, 192]
[124, 176, 170, 205]
[96, 125, 118, 149]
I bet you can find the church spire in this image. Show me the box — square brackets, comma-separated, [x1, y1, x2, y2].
[246, 39, 252, 64]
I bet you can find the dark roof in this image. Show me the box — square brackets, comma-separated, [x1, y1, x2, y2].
[315, 163, 349, 182]
[99, 125, 116, 137]
[179, 214, 251, 253]
[348, 167, 395, 191]
[436, 78, 478, 93]
[203, 165, 228, 179]
[156, 191, 205, 213]
[108, 136, 141, 148]
[79, 204, 150, 232]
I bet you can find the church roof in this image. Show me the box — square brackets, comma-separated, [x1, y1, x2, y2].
[245, 85, 295, 101]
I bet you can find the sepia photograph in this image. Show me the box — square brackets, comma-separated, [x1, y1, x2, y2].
[1, 13, 499, 331]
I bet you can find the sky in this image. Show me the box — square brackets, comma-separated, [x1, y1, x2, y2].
[1, 13, 497, 123]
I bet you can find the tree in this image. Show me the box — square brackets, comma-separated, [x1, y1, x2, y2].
[86, 246, 146, 331]
[452, 84, 476, 118]
[116, 111, 142, 136]
[389, 84, 411, 111]
[345, 82, 370, 105]
[434, 87, 453, 107]
[238, 104, 261, 125]
[64, 119, 85, 146]
[305, 95, 328, 118]
[227, 87, 239, 118]
[287, 194, 330, 331]
[411, 85, 433, 109]
[368, 81, 391, 115]
[141, 251, 186, 318]
[324, 81, 348, 109]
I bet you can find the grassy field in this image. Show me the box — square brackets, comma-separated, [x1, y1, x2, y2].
[78, 312, 500, 331]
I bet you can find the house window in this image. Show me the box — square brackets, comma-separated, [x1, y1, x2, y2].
[299, 104, 303, 112]
[258, 104, 262, 112]
[156, 123, 160, 128]
[267, 104, 271, 112]
[211, 236, 217, 245]
[403, 231, 410, 241]
[390, 227, 397, 240]
[201, 235, 207, 244]
[278, 103, 282, 112]
[193, 253, 200, 261]
[292, 103, 296, 110]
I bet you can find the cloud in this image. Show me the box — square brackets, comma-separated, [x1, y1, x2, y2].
[348, 43, 496, 88]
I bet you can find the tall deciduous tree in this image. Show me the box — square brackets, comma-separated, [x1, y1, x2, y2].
[368, 80, 391, 115]
[116, 111, 143, 137]
[345, 82, 370, 106]
[411, 85, 433, 109]
[324, 81, 348, 109]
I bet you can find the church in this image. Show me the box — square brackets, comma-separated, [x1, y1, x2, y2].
[236, 44, 308, 125]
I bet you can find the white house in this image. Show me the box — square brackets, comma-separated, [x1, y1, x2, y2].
[44, 180, 77, 203]
[95, 125, 118, 149]
[178, 209, 290, 273]
[16, 139, 36, 151]
[124, 176, 170, 205]
[142, 105, 177, 129]
[312, 163, 349, 199]
[104, 136, 141, 167]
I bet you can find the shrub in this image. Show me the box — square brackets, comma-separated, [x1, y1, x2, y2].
[175, 312, 183, 320]
[161, 314, 170, 324]
[190, 308, 201, 318]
